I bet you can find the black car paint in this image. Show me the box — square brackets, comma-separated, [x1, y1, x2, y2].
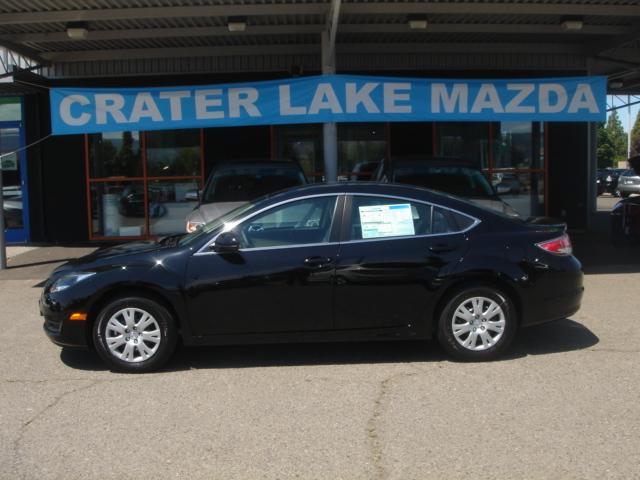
[41, 183, 583, 349]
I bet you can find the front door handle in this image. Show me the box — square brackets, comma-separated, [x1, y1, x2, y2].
[303, 256, 333, 268]
[429, 244, 457, 253]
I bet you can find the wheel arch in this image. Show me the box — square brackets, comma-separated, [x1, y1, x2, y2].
[85, 285, 184, 349]
[431, 272, 523, 337]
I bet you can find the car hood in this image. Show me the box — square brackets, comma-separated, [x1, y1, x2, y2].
[54, 240, 166, 275]
[187, 201, 247, 225]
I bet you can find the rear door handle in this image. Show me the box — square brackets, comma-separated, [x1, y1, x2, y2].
[303, 256, 333, 268]
[429, 244, 457, 253]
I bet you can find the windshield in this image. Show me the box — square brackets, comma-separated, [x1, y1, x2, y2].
[202, 166, 306, 203]
[392, 165, 496, 198]
[178, 201, 257, 247]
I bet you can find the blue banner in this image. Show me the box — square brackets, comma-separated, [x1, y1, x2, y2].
[50, 74, 606, 135]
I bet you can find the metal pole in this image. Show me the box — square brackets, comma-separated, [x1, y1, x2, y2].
[321, 31, 338, 183]
[0, 155, 6, 269]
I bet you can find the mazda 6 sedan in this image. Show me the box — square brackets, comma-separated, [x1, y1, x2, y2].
[41, 183, 583, 372]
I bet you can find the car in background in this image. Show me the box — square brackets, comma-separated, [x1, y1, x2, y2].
[493, 172, 521, 195]
[616, 169, 640, 198]
[185, 160, 307, 232]
[375, 157, 520, 217]
[611, 156, 640, 243]
[41, 182, 583, 372]
[597, 168, 626, 196]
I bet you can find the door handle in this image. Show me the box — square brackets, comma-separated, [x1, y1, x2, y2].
[303, 256, 333, 268]
[429, 244, 457, 253]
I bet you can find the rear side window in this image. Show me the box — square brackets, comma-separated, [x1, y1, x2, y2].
[349, 196, 476, 240]
[432, 206, 476, 234]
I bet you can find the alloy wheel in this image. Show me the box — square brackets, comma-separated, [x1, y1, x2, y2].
[451, 296, 506, 351]
[105, 307, 162, 362]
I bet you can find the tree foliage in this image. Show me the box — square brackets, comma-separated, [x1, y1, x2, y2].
[631, 109, 640, 158]
[596, 122, 615, 169]
[606, 110, 628, 164]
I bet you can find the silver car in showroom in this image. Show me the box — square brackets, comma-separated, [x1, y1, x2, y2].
[185, 160, 307, 232]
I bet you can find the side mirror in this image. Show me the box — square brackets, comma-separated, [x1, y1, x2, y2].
[212, 231, 240, 253]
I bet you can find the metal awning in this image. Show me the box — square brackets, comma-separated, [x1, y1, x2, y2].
[0, 0, 638, 92]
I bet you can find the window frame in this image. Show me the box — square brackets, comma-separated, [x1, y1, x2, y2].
[340, 193, 480, 244]
[196, 193, 344, 254]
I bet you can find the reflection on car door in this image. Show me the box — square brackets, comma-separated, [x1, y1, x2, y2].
[333, 195, 473, 331]
[185, 195, 342, 336]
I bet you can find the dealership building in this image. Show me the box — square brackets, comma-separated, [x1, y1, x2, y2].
[1, 0, 639, 244]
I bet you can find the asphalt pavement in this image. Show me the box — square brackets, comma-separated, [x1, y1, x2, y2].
[1, 219, 639, 479]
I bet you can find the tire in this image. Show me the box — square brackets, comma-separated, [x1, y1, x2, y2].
[621, 191, 630, 199]
[437, 286, 516, 361]
[93, 296, 178, 373]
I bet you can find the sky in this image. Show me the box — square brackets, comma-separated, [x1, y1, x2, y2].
[607, 95, 640, 133]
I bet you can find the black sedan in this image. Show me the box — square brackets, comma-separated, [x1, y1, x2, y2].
[41, 183, 583, 372]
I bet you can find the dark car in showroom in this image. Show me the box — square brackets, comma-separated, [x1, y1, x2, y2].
[41, 183, 583, 373]
[374, 157, 520, 217]
[185, 159, 307, 232]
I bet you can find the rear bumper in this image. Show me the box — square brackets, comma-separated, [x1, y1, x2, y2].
[617, 183, 640, 193]
[519, 260, 584, 327]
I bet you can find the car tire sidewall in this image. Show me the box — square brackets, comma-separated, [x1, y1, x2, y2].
[93, 297, 177, 373]
[438, 287, 516, 361]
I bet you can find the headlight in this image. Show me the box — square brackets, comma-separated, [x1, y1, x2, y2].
[50, 272, 96, 293]
[186, 221, 204, 233]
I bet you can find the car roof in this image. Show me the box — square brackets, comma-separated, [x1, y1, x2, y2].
[386, 157, 477, 170]
[262, 181, 488, 215]
[212, 159, 301, 170]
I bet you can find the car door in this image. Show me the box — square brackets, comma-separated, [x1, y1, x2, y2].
[333, 194, 476, 331]
[185, 194, 343, 336]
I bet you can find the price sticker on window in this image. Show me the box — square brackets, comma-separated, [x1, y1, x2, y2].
[358, 203, 415, 239]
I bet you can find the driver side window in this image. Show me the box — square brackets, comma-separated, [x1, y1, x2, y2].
[238, 196, 337, 249]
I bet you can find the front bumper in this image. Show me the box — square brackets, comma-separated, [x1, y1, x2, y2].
[40, 293, 89, 348]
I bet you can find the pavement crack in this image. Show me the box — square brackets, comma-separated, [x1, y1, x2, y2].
[366, 372, 417, 480]
[12, 380, 98, 479]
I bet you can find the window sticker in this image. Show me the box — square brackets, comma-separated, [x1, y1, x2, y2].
[358, 203, 415, 239]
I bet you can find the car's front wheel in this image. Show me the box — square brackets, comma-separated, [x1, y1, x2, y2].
[437, 286, 516, 361]
[93, 296, 177, 373]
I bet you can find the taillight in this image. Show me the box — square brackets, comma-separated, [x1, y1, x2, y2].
[536, 234, 573, 256]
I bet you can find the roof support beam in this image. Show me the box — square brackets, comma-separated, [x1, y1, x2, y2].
[2, 23, 630, 47]
[1, 2, 640, 26]
[40, 41, 587, 63]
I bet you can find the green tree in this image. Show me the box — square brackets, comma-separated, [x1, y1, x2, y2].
[606, 110, 628, 163]
[631, 110, 640, 158]
[596, 122, 615, 169]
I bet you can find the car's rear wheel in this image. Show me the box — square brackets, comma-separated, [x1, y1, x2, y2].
[437, 286, 516, 361]
[93, 296, 177, 373]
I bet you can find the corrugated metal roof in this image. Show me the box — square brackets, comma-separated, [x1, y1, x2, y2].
[0, 0, 637, 90]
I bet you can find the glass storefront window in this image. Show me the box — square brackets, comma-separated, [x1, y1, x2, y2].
[492, 122, 542, 170]
[436, 123, 489, 169]
[90, 182, 147, 237]
[146, 130, 200, 177]
[0, 97, 21, 121]
[89, 132, 142, 178]
[338, 123, 386, 181]
[274, 124, 322, 182]
[1, 127, 23, 229]
[87, 129, 203, 239]
[147, 179, 199, 235]
[491, 172, 545, 217]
